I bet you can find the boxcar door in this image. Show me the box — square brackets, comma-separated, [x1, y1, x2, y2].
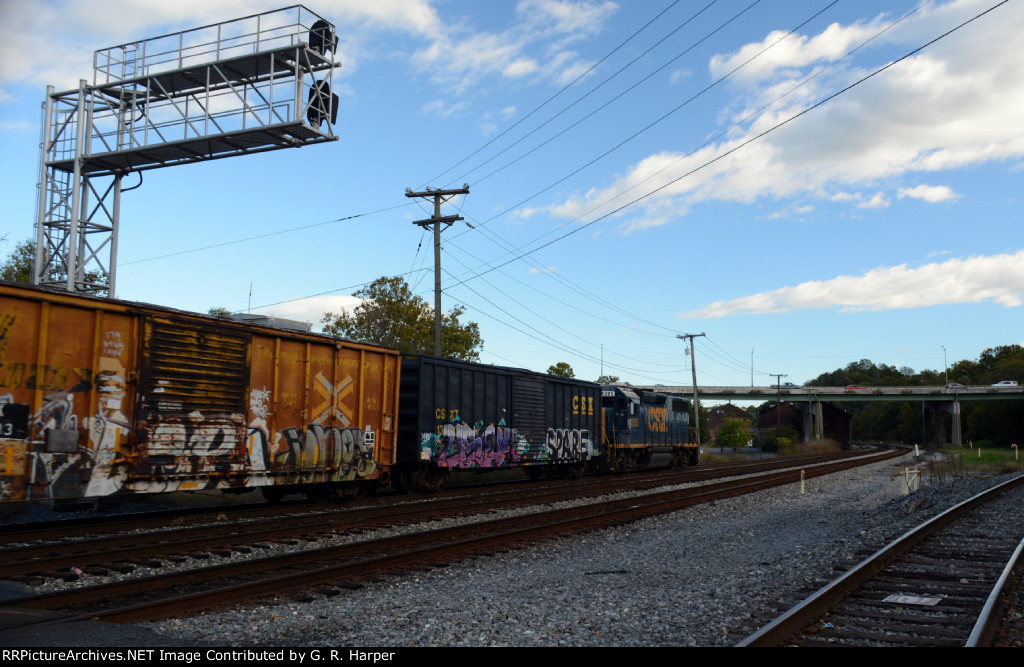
[133, 316, 251, 485]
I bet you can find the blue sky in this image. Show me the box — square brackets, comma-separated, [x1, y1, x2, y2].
[1, 0, 1021, 391]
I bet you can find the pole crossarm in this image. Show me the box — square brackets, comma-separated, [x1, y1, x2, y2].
[406, 187, 471, 198]
[411, 214, 463, 228]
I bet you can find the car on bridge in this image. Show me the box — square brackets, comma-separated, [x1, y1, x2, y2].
[992, 380, 1020, 387]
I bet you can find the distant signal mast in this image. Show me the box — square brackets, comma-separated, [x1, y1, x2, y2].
[34, 5, 342, 295]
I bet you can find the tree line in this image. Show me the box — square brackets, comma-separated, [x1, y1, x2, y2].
[803, 346, 1024, 447]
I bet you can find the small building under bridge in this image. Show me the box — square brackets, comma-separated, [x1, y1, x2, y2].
[758, 401, 853, 448]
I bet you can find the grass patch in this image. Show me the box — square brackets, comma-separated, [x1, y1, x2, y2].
[794, 439, 843, 455]
[938, 445, 1024, 476]
[775, 438, 841, 457]
[700, 450, 741, 463]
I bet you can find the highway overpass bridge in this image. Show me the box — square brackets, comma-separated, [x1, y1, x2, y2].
[633, 385, 1024, 402]
[630, 385, 1023, 447]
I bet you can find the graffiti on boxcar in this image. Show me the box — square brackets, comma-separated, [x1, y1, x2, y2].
[276, 424, 377, 480]
[33, 392, 76, 432]
[0, 348, 127, 501]
[3, 329, 136, 501]
[420, 418, 528, 468]
[84, 334, 132, 497]
[545, 428, 590, 462]
[0, 363, 94, 392]
[24, 392, 83, 500]
[101, 330, 125, 358]
[0, 313, 15, 357]
[245, 386, 271, 473]
[249, 386, 271, 420]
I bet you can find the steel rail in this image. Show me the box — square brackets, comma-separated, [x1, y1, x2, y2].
[737, 473, 1024, 646]
[965, 534, 1024, 646]
[1, 450, 899, 625]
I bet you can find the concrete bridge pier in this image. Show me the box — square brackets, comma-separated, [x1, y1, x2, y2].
[799, 401, 824, 442]
[947, 399, 963, 447]
[921, 399, 962, 448]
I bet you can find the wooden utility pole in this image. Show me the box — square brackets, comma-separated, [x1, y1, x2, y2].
[677, 332, 706, 445]
[405, 185, 470, 356]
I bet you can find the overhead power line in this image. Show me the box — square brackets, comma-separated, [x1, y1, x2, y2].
[120, 203, 412, 266]
[443, 0, 1005, 293]
[422, 0, 688, 187]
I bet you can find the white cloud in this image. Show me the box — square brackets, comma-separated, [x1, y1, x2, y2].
[421, 99, 470, 117]
[858, 192, 889, 209]
[767, 204, 814, 219]
[253, 294, 363, 329]
[0, 120, 32, 132]
[0, 1, 447, 99]
[899, 184, 958, 202]
[547, 50, 596, 85]
[411, 1, 616, 92]
[504, 59, 539, 78]
[669, 68, 692, 85]
[529, 265, 557, 274]
[681, 250, 1024, 318]
[0, 1, 619, 112]
[709, 18, 887, 83]
[517, 0, 618, 38]
[543, 0, 1024, 228]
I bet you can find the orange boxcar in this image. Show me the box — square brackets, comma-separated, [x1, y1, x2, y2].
[0, 281, 400, 504]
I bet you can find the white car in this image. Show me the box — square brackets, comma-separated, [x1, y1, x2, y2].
[992, 380, 1020, 387]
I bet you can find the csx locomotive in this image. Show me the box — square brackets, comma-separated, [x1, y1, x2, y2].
[0, 280, 695, 504]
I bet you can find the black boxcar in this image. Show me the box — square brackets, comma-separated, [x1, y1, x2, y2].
[397, 354, 602, 490]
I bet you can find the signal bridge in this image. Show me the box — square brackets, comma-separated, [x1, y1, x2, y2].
[35, 5, 341, 295]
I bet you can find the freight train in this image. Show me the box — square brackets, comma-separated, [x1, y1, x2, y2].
[0, 280, 696, 504]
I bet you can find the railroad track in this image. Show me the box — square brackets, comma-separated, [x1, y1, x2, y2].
[737, 473, 1024, 647]
[0, 450, 901, 627]
[0, 450, 879, 581]
[0, 450, 864, 541]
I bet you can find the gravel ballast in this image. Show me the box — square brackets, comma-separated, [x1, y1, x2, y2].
[142, 454, 1016, 647]
[3, 453, 1016, 647]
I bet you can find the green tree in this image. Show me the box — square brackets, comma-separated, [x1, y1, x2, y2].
[0, 237, 35, 283]
[547, 362, 575, 378]
[1, 237, 108, 290]
[596, 375, 620, 384]
[208, 307, 233, 317]
[689, 404, 710, 444]
[897, 403, 919, 443]
[715, 417, 750, 450]
[321, 276, 482, 361]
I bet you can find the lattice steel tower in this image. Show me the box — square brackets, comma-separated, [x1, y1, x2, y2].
[34, 6, 341, 295]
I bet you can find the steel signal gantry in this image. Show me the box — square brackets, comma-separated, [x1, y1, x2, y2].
[34, 6, 342, 295]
